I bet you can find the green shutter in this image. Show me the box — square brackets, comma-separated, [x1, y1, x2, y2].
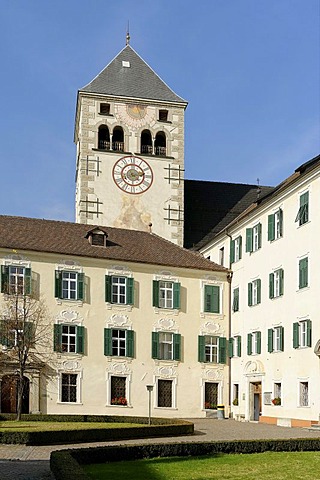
[173, 333, 181, 361]
[248, 282, 253, 306]
[1, 266, 9, 294]
[24, 268, 32, 295]
[246, 228, 253, 253]
[126, 330, 134, 358]
[24, 322, 35, 346]
[105, 276, 112, 302]
[247, 333, 252, 355]
[53, 324, 62, 352]
[307, 320, 312, 347]
[268, 328, 274, 353]
[268, 214, 275, 241]
[239, 236, 242, 260]
[204, 285, 212, 312]
[257, 223, 262, 249]
[257, 279, 261, 304]
[279, 269, 284, 296]
[173, 282, 181, 309]
[279, 209, 283, 237]
[152, 331, 159, 359]
[198, 335, 205, 362]
[77, 273, 85, 301]
[54, 270, 62, 299]
[299, 258, 308, 289]
[212, 286, 220, 313]
[126, 277, 134, 305]
[230, 239, 235, 264]
[152, 281, 160, 307]
[0, 320, 9, 347]
[279, 326, 284, 351]
[76, 326, 85, 354]
[256, 331, 261, 354]
[104, 328, 112, 356]
[293, 322, 299, 348]
[228, 337, 234, 358]
[269, 273, 274, 299]
[233, 287, 239, 312]
[237, 336, 242, 357]
[301, 191, 309, 223]
[219, 337, 227, 364]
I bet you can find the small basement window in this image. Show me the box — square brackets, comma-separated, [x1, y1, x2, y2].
[100, 103, 110, 115]
[159, 109, 168, 122]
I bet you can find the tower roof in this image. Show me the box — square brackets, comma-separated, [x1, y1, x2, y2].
[80, 45, 187, 105]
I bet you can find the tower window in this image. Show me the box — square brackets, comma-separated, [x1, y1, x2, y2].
[100, 103, 110, 115]
[112, 127, 124, 152]
[159, 109, 168, 122]
[141, 129, 152, 154]
[155, 131, 166, 156]
[98, 125, 110, 150]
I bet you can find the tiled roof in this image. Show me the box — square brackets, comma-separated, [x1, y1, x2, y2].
[80, 45, 187, 105]
[0, 216, 227, 273]
[184, 180, 273, 249]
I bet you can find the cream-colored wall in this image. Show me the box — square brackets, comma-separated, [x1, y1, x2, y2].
[75, 95, 185, 246]
[0, 249, 229, 418]
[201, 166, 320, 424]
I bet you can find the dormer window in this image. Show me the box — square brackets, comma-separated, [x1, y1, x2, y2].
[159, 109, 168, 122]
[100, 103, 110, 115]
[86, 228, 108, 247]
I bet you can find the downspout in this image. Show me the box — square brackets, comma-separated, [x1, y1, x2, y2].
[225, 230, 233, 417]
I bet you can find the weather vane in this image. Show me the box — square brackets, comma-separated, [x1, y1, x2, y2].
[126, 21, 130, 45]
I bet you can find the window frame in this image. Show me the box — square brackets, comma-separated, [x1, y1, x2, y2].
[59, 372, 81, 404]
[295, 191, 309, 226]
[246, 223, 262, 253]
[293, 320, 312, 349]
[54, 324, 85, 354]
[247, 331, 261, 355]
[104, 328, 134, 358]
[269, 268, 284, 299]
[299, 380, 309, 407]
[268, 208, 283, 241]
[268, 326, 284, 353]
[230, 236, 242, 263]
[105, 275, 134, 306]
[198, 335, 227, 364]
[152, 331, 181, 361]
[1, 265, 32, 296]
[55, 269, 84, 301]
[153, 280, 180, 310]
[248, 279, 261, 306]
[203, 284, 221, 314]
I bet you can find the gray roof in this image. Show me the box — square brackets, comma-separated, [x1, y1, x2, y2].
[80, 45, 187, 104]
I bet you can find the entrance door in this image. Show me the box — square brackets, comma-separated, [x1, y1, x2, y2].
[251, 381, 261, 421]
[1, 375, 29, 414]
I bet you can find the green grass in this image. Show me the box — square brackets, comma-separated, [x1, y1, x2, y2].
[0, 421, 141, 432]
[84, 451, 320, 480]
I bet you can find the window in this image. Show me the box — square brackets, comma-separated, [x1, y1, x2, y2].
[229, 336, 241, 358]
[98, 125, 110, 150]
[99, 103, 110, 115]
[0, 321, 34, 348]
[203, 285, 221, 313]
[299, 381, 309, 407]
[54, 324, 85, 354]
[268, 209, 283, 241]
[293, 320, 312, 349]
[157, 379, 172, 407]
[247, 331, 261, 355]
[298, 257, 308, 289]
[268, 326, 284, 353]
[55, 270, 84, 301]
[154, 131, 166, 156]
[198, 335, 226, 364]
[246, 223, 262, 253]
[104, 328, 134, 357]
[248, 279, 261, 306]
[232, 287, 239, 312]
[158, 109, 168, 122]
[204, 382, 218, 410]
[153, 280, 180, 309]
[141, 129, 153, 154]
[112, 126, 124, 152]
[269, 269, 284, 298]
[152, 332, 181, 361]
[295, 192, 309, 226]
[61, 373, 77, 403]
[219, 247, 224, 266]
[105, 276, 134, 305]
[273, 382, 282, 405]
[110, 376, 127, 406]
[1, 265, 31, 295]
[233, 384, 239, 406]
[230, 236, 242, 263]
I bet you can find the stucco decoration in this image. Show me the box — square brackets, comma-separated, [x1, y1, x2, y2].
[155, 366, 177, 378]
[4, 254, 29, 265]
[202, 322, 223, 335]
[108, 362, 131, 375]
[203, 368, 224, 381]
[155, 318, 176, 331]
[56, 310, 82, 324]
[314, 339, 320, 356]
[57, 259, 81, 270]
[244, 360, 265, 375]
[108, 314, 131, 328]
[203, 275, 220, 283]
[108, 265, 132, 276]
[61, 361, 80, 371]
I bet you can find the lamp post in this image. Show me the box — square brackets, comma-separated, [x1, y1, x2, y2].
[146, 384, 153, 425]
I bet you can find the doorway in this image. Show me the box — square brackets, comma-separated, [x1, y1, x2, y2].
[251, 381, 261, 421]
[1, 375, 29, 414]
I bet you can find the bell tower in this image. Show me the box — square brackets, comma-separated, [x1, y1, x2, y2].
[74, 42, 187, 246]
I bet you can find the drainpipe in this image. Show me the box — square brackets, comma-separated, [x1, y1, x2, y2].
[225, 230, 233, 417]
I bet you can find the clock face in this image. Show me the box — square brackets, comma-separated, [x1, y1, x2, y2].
[112, 156, 153, 194]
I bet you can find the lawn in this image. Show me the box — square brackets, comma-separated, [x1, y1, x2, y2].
[84, 451, 320, 480]
[0, 421, 141, 432]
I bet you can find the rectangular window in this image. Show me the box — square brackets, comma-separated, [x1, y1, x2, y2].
[204, 285, 220, 313]
[232, 287, 239, 312]
[299, 381, 309, 407]
[204, 382, 218, 410]
[104, 328, 134, 357]
[248, 279, 261, 306]
[268, 209, 283, 241]
[61, 373, 77, 403]
[230, 236, 242, 263]
[246, 224, 262, 253]
[152, 331, 181, 361]
[293, 320, 312, 348]
[105, 276, 134, 305]
[233, 384, 239, 406]
[198, 335, 226, 363]
[219, 247, 224, 266]
[158, 109, 168, 122]
[62, 325, 76, 353]
[298, 257, 308, 289]
[157, 379, 172, 407]
[100, 103, 110, 115]
[274, 382, 282, 404]
[1, 265, 32, 295]
[110, 376, 127, 405]
[247, 331, 261, 355]
[55, 270, 84, 301]
[295, 192, 309, 226]
[269, 269, 284, 298]
[153, 280, 180, 309]
[54, 324, 85, 354]
[268, 326, 284, 353]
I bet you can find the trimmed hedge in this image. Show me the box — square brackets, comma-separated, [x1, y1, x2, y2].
[0, 413, 184, 424]
[51, 438, 320, 480]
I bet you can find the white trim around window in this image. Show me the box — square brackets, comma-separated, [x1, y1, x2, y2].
[57, 370, 82, 404]
[106, 372, 132, 407]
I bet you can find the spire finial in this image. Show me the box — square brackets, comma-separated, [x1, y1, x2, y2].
[126, 22, 130, 45]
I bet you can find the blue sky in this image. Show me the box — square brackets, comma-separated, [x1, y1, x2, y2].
[1, 0, 319, 222]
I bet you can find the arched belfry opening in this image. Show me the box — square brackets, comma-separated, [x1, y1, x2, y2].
[155, 131, 166, 156]
[112, 127, 124, 152]
[141, 129, 152, 154]
[98, 125, 110, 150]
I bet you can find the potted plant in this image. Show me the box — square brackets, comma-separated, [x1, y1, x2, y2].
[232, 398, 239, 406]
[272, 397, 281, 406]
[204, 402, 217, 410]
[111, 396, 128, 406]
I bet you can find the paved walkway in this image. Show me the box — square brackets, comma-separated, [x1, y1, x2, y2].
[1, 419, 320, 479]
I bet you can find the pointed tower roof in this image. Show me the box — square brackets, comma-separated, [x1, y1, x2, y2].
[80, 45, 187, 105]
